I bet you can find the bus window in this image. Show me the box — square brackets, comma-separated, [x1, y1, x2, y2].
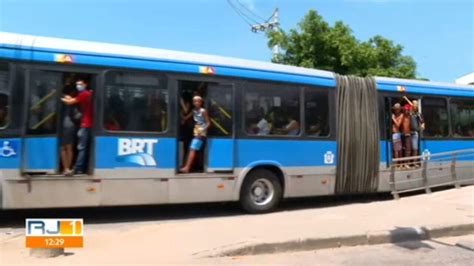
[422, 97, 449, 138]
[27, 71, 62, 134]
[206, 83, 233, 137]
[304, 89, 329, 137]
[104, 71, 168, 132]
[244, 84, 301, 136]
[0, 63, 10, 129]
[450, 99, 474, 138]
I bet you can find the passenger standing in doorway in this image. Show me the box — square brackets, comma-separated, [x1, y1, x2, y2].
[180, 96, 210, 173]
[401, 104, 412, 168]
[60, 86, 80, 176]
[410, 100, 425, 160]
[392, 103, 403, 160]
[61, 80, 93, 175]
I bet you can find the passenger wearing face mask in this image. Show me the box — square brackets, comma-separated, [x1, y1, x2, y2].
[61, 79, 93, 175]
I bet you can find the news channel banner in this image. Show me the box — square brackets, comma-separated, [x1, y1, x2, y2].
[25, 219, 84, 248]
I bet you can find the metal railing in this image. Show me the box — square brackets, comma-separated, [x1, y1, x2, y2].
[389, 149, 474, 199]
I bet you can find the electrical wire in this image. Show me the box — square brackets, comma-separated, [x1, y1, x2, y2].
[226, 0, 259, 26]
[226, 0, 276, 34]
[265, 8, 277, 23]
[235, 0, 268, 22]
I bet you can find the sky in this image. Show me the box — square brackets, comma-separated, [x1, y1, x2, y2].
[0, 0, 473, 82]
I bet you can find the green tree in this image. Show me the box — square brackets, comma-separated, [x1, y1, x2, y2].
[268, 10, 418, 79]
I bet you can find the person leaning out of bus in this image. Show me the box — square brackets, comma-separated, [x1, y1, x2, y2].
[60, 86, 81, 176]
[180, 95, 210, 173]
[61, 79, 93, 175]
[391, 103, 403, 161]
[400, 104, 413, 169]
[409, 100, 425, 165]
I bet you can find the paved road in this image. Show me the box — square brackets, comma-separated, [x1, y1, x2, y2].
[0, 192, 392, 230]
[1, 187, 471, 265]
[208, 235, 474, 265]
[1, 186, 461, 231]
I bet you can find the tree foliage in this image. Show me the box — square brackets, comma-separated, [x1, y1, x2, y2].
[268, 10, 418, 79]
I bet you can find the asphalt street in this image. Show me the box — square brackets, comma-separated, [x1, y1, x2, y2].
[0, 192, 392, 230]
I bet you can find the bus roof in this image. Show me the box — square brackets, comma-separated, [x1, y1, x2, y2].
[0, 31, 473, 95]
[0, 31, 334, 78]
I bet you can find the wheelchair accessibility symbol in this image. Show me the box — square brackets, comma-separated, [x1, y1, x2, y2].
[0, 141, 17, 158]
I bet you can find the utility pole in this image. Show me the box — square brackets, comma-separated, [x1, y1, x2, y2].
[250, 8, 280, 58]
[271, 8, 280, 58]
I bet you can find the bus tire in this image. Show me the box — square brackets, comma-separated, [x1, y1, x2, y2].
[240, 169, 282, 213]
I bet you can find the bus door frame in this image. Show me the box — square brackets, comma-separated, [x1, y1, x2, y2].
[0, 62, 22, 176]
[381, 94, 392, 168]
[171, 73, 237, 173]
[381, 92, 424, 168]
[20, 63, 102, 175]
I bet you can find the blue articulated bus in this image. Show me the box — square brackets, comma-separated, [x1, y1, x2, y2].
[0, 32, 472, 212]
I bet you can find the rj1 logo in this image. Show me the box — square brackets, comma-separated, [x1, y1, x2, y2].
[26, 219, 83, 236]
[25, 219, 84, 248]
[117, 138, 159, 167]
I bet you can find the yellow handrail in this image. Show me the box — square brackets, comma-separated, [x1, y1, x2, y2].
[31, 112, 56, 130]
[30, 90, 56, 111]
[211, 99, 231, 119]
[211, 118, 229, 135]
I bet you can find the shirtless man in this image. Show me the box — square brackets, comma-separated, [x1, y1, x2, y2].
[392, 103, 403, 160]
[401, 104, 412, 168]
[410, 100, 425, 158]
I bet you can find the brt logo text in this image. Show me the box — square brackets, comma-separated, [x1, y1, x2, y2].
[117, 138, 159, 167]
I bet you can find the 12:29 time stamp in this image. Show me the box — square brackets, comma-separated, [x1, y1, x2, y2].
[44, 238, 65, 247]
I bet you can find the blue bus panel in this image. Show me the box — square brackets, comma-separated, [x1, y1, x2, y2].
[23, 137, 58, 171]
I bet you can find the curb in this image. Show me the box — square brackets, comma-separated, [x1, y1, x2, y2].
[213, 223, 474, 257]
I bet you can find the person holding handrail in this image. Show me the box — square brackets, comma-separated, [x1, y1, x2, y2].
[61, 79, 93, 175]
[401, 104, 413, 169]
[410, 100, 425, 161]
[59, 84, 80, 176]
[180, 95, 210, 173]
[392, 103, 403, 162]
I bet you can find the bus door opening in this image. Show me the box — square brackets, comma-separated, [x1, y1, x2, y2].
[177, 80, 234, 173]
[22, 70, 95, 176]
[384, 95, 422, 168]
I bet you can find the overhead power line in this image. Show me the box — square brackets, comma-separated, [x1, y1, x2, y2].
[226, 0, 281, 57]
[249, 8, 280, 35]
[226, 0, 259, 26]
[235, 0, 268, 22]
[227, 0, 280, 33]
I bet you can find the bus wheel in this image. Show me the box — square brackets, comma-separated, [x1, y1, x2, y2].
[240, 169, 282, 213]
